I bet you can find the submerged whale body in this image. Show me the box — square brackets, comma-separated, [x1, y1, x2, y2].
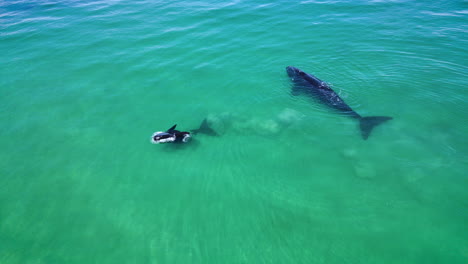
[286, 66, 392, 140]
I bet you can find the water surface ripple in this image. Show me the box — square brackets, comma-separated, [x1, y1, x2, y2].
[1, 0, 467, 263]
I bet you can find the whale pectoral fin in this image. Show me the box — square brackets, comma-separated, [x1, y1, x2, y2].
[167, 124, 177, 132]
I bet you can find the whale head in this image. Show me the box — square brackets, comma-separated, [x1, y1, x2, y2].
[286, 66, 304, 79]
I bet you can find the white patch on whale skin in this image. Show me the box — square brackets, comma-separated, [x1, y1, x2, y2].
[151, 131, 176, 144]
[182, 134, 191, 142]
[156, 137, 176, 143]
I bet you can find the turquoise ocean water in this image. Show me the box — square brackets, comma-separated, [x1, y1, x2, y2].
[1, 0, 467, 263]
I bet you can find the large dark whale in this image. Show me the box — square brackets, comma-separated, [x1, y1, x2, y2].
[286, 66, 392, 140]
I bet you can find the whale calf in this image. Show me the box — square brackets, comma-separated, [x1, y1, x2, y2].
[286, 66, 392, 139]
[151, 124, 191, 144]
[151, 118, 217, 144]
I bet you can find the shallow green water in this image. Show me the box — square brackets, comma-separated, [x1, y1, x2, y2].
[1, 0, 467, 263]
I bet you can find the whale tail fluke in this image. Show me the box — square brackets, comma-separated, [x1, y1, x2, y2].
[359, 116, 392, 140]
[191, 118, 218, 136]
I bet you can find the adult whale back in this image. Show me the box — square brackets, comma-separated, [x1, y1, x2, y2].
[286, 66, 392, 140]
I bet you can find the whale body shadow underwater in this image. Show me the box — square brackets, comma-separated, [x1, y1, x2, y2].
[286, 66, 392, 140]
